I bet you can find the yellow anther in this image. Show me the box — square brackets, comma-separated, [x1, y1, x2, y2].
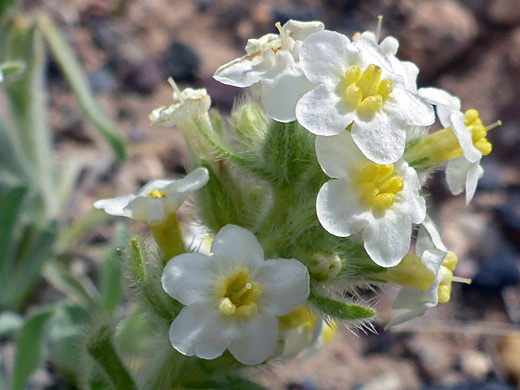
[378, 79, 393, 98]
[464, 109, 493, 156]
[464, 109, 479, 124]
[342, 64, 393, 116]
[148, 189, 169, 199]
[345, 84, 363, 108]
[215, 266, 263, 318]
[475, 139, 492, 156]
[344, 65, 361, 84]
[355, 163, 403, 211]
[219, 298, 236, 315]
[235, 302, 258, 317]
[442, 251, 458, 272]
[379, 176, 404, 194]
[374, 193, 396, 209]
[357, 95, 383, 118]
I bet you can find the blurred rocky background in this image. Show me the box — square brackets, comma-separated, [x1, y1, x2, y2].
[4, 0, 520, 389]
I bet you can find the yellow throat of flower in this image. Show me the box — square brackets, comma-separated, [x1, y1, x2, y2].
[278, 305, 317, 331]
[343, 64, 393, 119]
[215, 267, 263, 318]
[422, 109, 498, 165]
[355, 163, 404, 211]
[148, 189, 169, 199]
[385, 251, 470, 304]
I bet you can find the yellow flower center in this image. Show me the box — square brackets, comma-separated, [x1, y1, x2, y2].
[384, 251, 468, 304]
[412, 109, 498, 165]
[147, 189, 169, 199]
[215, 267, 263, 318]
[343, 64, 393, 119]
[354, 163, 404, 211]
[278, 305, 316, 331]
[464, 109, 492, 156]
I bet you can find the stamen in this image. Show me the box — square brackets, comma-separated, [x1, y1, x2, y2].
[485, 120, 502, 132]
[275, 22, 289, 49]
[375, 15, 383, 44]
[233, 283, 252, 299]
[452, 276, 472, 285]
[168, 77, 184, 103]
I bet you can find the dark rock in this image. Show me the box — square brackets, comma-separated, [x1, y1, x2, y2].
[87, 66, 116, 94]
[301, 379, 318, 390]
[272, 8, 321, 26]
[470, 243, 520, 294]
[478, 160, 503, 192]
[125, 59, 163, 95]
[197, 0, 212, 12]
[495, 192, 520, 248]
[162, 41, 200, 82]
[91, 18, 126, 51]
[422, 379, 516, 390]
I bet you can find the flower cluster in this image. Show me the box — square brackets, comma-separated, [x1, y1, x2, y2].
[95, 18, 497, 370]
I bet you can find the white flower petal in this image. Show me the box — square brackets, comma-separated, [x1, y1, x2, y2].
[395, 161, 426, 224]
[296, 85, 353, 136]
[162, 253, 216, 305]
[213, 55, 267, 88]
[137, 179, 175, 196]
[300, 30, 356, 85]
[211, 224, 265, 268]
[167, 167, 210, 194]
[380, 36, 399, 56]
[418, 87, 461, 113]
[352, 37, 393, 72]
[255, 259, 309, 316]
[418, 215, 447, 255]
[169, 303, 233, 359]
[465, 161, 484, 205]
[385, 271, 442, 329]
[351, 112, 406, 164]
[124, 196, 166, 225]
[446, 157, 473, 196]
[315, 132, 366, 179]
[316, 179, 371, 237]
[448, 111, 481, 163]
[283, 20, 324, 41]
[387, 84, 434, 127]
[362, 210, 412, 267]
[261, 64, 314, 123]
[93, 194, 136, 218]
[228, 313, 278, 365]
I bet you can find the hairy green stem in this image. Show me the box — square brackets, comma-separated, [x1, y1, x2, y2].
[87, 325, 137, 390]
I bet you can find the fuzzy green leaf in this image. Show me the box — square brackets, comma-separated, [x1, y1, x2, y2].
[38, 15, 126, 161]
[309, 292, 376, 321]
[12, 308, 54, 390]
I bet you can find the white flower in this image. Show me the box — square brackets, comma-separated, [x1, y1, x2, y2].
[275, 305, 326, 359]
[161, 224, 310, 365]
[149, 78, 211, 127]
[295, 30, 434, 164]
[213, 20, 324, 122]
[385, 216, 461, 328]
[315, 131, 426, 267]
[418, 88, 493, 203]
[356, 31, 419, 92]
[94, 168, 209, 226]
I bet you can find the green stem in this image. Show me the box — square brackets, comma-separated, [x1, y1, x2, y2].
[129, 239, 179, 322]
[149, 213, 185, 265]
[87, 325, 137, 390]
